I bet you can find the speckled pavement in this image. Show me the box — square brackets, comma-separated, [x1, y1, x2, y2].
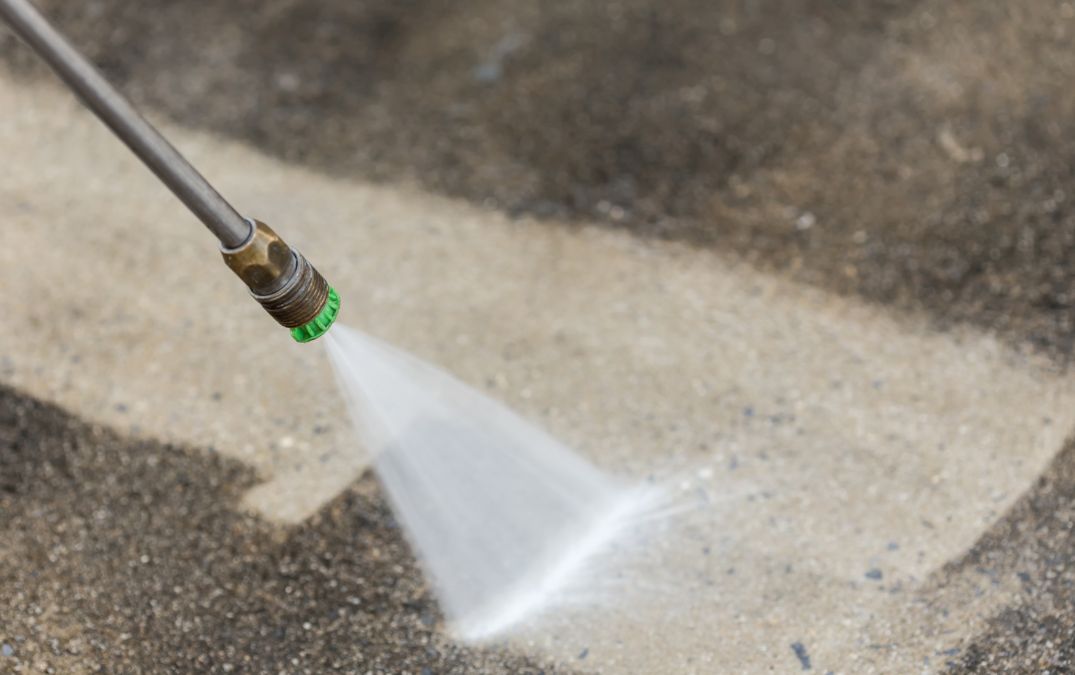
[3, 1, 1075, 672]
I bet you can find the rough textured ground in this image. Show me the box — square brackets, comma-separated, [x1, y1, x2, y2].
[943, 437, 1075, 674]
[3, 0, 1075, 672]
[0, 384, 562, 674]
[3, 0, 1074, 357]
[11, 74, 1074, 671]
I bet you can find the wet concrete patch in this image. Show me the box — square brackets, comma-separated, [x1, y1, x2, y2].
[943, 437, 1075, 673]
[0, 385, 566, 674]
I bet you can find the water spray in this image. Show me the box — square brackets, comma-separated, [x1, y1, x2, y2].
[2, 0, 646, 640]
[0, 0, 339, 342]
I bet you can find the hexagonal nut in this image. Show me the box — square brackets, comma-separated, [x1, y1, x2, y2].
[221, 220, 296, 292]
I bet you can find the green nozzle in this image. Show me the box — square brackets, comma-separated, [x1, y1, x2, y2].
[290, 287, 340, 343]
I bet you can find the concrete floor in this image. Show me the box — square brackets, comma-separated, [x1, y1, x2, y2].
[3, 1, 1075, 672]
[2, 73, 1074, 672]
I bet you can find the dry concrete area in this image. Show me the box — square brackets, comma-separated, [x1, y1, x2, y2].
[3, 1, 1075, 673]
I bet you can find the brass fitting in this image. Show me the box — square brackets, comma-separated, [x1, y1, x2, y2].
[222, 220, 331, 329]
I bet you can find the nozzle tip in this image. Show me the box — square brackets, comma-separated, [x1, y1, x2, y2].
[290, 287, 340, 343]
[221, 220, 338, 342]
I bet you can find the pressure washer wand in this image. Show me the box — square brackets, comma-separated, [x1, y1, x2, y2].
[0, 0, 339, 342]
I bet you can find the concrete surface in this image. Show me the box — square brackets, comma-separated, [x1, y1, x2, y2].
[2, 71, 1074, 672]
[1, 386, 566, 674]
[3, 1, 1075, 672]
[5, 0, 1074, 357]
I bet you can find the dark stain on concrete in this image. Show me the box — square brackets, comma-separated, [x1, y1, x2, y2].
[0, 385, 569, 674]
[790, 641, 811, 670]
[5, 0, 1075, 358]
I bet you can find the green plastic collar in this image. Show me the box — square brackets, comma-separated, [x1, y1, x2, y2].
[291, 287, 340, 343]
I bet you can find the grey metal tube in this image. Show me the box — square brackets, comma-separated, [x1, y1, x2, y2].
[0, 0, 251, 248]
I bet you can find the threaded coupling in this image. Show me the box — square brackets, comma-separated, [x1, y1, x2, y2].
[221, 220, 339, 341]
